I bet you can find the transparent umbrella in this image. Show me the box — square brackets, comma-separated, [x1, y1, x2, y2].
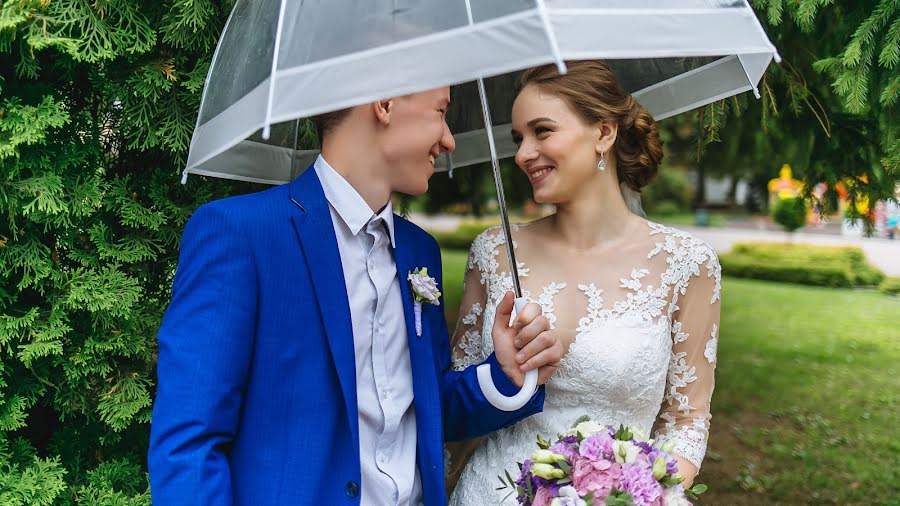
[183, 0, 779, 410]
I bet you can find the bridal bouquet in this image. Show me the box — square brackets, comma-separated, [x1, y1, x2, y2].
[497, 417, 706, 506]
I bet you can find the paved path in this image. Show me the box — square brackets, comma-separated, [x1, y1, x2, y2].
[674, 226, 900, 276]
[407, 213, 900, 276]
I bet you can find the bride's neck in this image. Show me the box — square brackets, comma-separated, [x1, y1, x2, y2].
[549, 181, 640, 251]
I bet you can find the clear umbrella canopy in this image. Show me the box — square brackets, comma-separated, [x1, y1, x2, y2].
[185, 0, 778, 410]
[183, 0, 779, 185]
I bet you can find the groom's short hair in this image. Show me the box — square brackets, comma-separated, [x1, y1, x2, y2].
[312, 108, 352, 143]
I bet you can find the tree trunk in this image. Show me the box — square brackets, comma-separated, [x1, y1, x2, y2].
[694, 164, 707, 208]
[727, 174, 740, 208]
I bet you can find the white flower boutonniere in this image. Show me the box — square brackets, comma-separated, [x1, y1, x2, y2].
[407, 267, 441, 337]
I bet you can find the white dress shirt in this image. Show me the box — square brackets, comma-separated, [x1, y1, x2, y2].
[314, 156, 423, 506]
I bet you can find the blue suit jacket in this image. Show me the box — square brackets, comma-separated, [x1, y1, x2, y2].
[148, 167, 545, 505]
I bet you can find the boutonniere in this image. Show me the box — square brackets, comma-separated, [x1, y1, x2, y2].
[407, 267, 441, 337]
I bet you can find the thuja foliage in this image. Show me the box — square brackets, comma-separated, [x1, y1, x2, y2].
[0, 1, 246, 502]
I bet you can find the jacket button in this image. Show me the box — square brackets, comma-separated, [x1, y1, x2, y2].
[345, 480, 359, 498]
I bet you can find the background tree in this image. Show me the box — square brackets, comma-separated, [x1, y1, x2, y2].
[0, 1, 243, 502]
[691, 0, 898, 218]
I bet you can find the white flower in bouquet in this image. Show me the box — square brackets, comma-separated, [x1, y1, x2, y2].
[612, 440, 641, 464]
[630, 427, 650, 442]
[531, 449, 567, 464]
[663, 485, 692, 506]
[568, 420, 604, 438]
[531, 463, 566, 480]
[549, 486, 587, 506]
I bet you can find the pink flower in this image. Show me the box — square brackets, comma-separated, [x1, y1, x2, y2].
[571, 456, 622, 500]
[579, 432, 615, 461]
[532, 486, 554, 506]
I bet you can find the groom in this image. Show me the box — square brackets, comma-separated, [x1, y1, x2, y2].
[148, 86, 564, 505]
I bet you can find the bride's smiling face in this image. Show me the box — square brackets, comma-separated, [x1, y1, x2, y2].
[511, 84, 607, 205]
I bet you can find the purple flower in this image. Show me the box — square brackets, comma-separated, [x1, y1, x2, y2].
[646, 448, 679, 477]
[618, 461, 663, 506]
[636, 441, 655, 454]
[550, 440, 579, 463]
[579, 432, 614, 461]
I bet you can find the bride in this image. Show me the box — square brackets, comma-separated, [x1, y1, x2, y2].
[447, 60, 721, 504]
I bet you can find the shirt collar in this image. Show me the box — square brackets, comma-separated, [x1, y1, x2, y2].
[314, 155, 396, 247]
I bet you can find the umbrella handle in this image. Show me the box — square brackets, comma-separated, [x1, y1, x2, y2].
[477, 297, 539, 411]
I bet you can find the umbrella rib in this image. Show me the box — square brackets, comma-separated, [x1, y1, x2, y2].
[737, 54, 761, 99]
[263, 0, 290, 140]
[535, 0, 567, 74]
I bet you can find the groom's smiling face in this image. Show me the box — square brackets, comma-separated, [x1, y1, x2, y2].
[378, 87, 456, 196]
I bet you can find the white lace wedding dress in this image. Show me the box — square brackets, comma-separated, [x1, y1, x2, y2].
[447, 220, 721, 505]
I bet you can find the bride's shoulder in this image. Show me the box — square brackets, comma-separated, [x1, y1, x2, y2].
[470, 224, 505, 251]
[470, 219, 539, 249]
[642, 220, 720, 266]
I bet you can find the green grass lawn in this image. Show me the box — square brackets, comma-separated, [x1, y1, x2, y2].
[440, 250, 900, 505]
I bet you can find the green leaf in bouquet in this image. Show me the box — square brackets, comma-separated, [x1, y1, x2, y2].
[659, 474, 685, 487]
[584, 492, 595, 506]
[574, 414, 592, 426]
[685, 482, 708, 500]
[557, 477, 572, 485]
[604, 488, 636, 506]
[537, 434, 552, 449]
[558, 461, 571, 474]
[613, 424, 633, 441]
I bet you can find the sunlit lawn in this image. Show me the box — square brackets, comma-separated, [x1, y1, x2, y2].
[441, 249, 900, 505]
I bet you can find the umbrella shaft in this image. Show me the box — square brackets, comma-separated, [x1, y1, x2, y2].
[477, 78, 522, 299]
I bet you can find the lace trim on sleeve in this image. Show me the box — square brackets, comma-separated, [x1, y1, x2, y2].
[655, 417, 709, 469]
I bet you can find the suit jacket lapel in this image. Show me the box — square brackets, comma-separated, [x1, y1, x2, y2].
[288, 168, 359, 452]
[392, 221, 440, 463]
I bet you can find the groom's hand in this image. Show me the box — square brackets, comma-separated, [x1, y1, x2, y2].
[492, 291, 565, 388]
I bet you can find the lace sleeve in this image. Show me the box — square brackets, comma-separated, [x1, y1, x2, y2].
[446, 229, 500, 493]
[450, 233, 493, 371]
[653, 242, 721, 470]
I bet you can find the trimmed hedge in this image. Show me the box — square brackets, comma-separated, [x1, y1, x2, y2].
[720, 242, 886, 288]
[880, 277, 900, 295]
[431, 221, 496, 250]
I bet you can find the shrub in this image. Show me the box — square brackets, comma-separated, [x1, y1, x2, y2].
[880, 277, 900, 295]
[0, 1, 241, 501]
[720, 242, 885, 287]
[772, 197, 808, 233]
[431, 221, 495, 250]
[642, 169, 693, 214]
[652, 200, 683, 216]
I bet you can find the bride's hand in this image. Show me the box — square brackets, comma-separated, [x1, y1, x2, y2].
[491, 292, 565, 387]
[515, 326, 576, 386]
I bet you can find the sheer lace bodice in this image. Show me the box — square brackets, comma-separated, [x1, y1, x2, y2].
[447, 220, 721, 505]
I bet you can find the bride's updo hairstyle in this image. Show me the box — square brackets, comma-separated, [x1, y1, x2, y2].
[518, 60, 663, 192]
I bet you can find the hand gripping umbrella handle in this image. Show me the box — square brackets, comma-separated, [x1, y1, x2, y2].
[477, 297, 539, 411]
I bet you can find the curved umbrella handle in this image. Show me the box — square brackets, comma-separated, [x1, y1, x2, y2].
[477, 297, 539, 411]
